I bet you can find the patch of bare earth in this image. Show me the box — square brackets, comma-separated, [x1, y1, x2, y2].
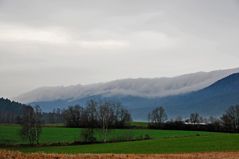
[1, 150, 239, 159]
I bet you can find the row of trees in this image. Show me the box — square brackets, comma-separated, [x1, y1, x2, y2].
[63, 100, 132, 128]
[148, 105, 239, 132]
[11, 96, 239, 145]
[63, 101, 132, 143]
[41, 108, 64, 124]
[0, 111, 18, 123]
[30, 101, 132, 128]
[18, 100, 131, 144]
[221, 105, 239, 131]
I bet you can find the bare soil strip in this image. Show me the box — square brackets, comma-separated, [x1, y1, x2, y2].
[1, 150, 239, 159]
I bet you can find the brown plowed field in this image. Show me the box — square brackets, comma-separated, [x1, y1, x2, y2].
[1, 150, 239, 159]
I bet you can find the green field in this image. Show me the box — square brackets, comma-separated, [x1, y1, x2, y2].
[1, 125, 239, 154]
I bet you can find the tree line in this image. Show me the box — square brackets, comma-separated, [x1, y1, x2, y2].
[148, 105, 239, 133]
[2, 97, 239, 145]
[17, 100, 132, 145]
[63, 100, 132, 128]
[0, 98, 27, 123]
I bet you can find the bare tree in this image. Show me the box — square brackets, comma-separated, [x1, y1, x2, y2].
[189, 112, 200, 124]
[20, 106, 42, 145]
[34, 106, 42, 144]
[221, 105, 239, 132]
[148, 106, 167, 127]
[99, 101, 114, 142]
[84, 100, 99, 128]
[63, 105, 84, 127]
[112, 102, 131, 128]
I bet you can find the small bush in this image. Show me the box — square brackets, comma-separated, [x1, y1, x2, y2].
[80, 129, 96, 143]
[144, 134, 151, 139]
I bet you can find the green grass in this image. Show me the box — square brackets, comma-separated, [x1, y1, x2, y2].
[0, 125, 208, 144]
[130, 121, 148, 128]
[1, 125, 239, 154]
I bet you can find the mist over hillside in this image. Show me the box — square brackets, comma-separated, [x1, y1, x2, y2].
[16, 67, 239, 104]
[28, 73, 239, 121]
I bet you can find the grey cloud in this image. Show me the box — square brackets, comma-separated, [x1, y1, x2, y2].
[0, 0, 239, 97]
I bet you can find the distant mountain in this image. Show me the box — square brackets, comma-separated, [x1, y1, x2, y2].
[16, 67, 239, 104]
[131, 73, 239, 120]
[32, 73, 239, 120]
[18, 68, 239, 120]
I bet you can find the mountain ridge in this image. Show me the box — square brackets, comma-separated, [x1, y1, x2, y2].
[15, 67, 239, 104]
[27, 72, 239, 120]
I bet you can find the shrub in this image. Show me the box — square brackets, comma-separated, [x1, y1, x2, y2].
[80, 129, 96, 143]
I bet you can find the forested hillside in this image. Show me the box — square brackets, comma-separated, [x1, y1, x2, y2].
[0, 98, 28, 123]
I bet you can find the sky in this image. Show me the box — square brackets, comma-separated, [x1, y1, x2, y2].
[0, 0, 239, 98]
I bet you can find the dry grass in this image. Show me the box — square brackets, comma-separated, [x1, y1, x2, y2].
[1, 150, 239, 159]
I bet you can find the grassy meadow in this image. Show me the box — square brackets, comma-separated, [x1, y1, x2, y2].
[0, 124, 208, 144]
[1, 124, 239, 154]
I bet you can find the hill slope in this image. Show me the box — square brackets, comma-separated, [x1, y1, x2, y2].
[0, 98, 29, 123]
[30, 73, 239, 120]
[146, 73, 239, 118]
[16, 68, 239, 104]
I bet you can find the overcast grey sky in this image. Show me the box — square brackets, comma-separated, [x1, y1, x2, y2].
[0, 0, 239, 98]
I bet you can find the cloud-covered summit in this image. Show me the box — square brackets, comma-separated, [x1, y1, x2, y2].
[16, 67, 239, 103]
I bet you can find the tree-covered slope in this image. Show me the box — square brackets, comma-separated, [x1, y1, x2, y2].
[0, 98, 29, 123]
